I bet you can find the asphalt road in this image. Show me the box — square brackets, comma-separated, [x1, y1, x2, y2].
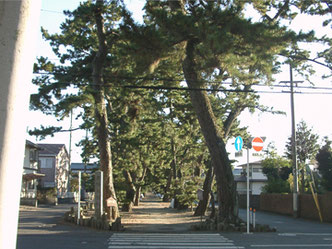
[228, 208, 332, 249]
[17, 204, 110, 249]
[17, 205, 332, 249]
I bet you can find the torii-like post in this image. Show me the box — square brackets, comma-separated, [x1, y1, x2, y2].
[0, 1, 41, 248]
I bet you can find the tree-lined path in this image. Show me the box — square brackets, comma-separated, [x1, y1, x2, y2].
[121, 193, 203, 233]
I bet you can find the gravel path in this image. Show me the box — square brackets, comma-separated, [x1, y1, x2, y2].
[120, 193, 204, 233]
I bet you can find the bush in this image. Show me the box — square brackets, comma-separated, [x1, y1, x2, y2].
[262, 179, 291, 194]
[170, 177, 202, 209]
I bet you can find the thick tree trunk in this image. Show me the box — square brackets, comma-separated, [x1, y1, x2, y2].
[183, 40, 238, 223]
[134, 186, 141, 206]
[209, 190, 216, 219]
[92, 0, 119, 220]
[194, 162, 214, 216]
[134, 165, 147, 206]
[122, 170, 136, 212]
[163, 169, 172, 202]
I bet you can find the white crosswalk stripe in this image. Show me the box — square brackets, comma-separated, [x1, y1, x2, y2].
[108, 233, 244, 249]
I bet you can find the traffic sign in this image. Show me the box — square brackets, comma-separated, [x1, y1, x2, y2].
[235, 136, 243, 151]
[252, 137, 264, 152]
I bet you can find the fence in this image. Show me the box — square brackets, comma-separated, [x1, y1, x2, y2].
[260, 192, 332, 222]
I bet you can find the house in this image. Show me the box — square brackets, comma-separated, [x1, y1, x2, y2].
[21, 140, 45, 205]
[234, 160, 268, 195]
[70, 162, 99, 174]
[38, 143, 70, 198]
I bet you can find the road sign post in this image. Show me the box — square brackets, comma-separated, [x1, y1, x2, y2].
[246, 137, 265, 234]
[246, 145, 250, 234]
[252, 137, 264, 152]
[235, 136, 243, 152]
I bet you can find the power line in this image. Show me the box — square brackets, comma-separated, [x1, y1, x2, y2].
[41, 9, 64, 14]
[33, 72, 332, 94]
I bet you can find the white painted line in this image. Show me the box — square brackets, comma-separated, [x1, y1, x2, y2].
[278, 233, 297, 236]
[109, 240, 233, 243]
[109, 242, 234, 245]
[278, 233, 332, 236]
[108, 246, 244, 249]
[251, 244, 332, 247]
[111, 233, 222, 235]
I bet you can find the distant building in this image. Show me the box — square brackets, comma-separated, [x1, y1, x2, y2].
[70, 162, 99, 174]
[234, 160, 267, 195]
[21, 140, 44, 202]
[38, 143, 70, 198]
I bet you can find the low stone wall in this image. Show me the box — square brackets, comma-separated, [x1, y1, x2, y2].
[260, 193, 332, 222]
[20, 198, 38, 207]
[64, 207, 123, 231]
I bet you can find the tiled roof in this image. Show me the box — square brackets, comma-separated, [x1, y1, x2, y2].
[26, 140, 39, 149]
[71, 162, 99, 171]
[37, 143, 66, 156]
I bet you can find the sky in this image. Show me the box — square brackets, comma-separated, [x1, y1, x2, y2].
[27, 0, 332, 164]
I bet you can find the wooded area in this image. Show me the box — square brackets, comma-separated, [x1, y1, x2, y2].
[30, 0, 331, 228]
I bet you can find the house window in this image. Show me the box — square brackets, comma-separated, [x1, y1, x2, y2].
[40, 158, 53, 168]
[29, 150, 37, 162]
[28, 180, 35, 189]
[44, 182, 55, 188]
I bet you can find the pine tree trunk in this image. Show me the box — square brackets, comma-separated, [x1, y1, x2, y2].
[122, 170, 136, 212]
[209, 190, 216, 219]
[134, 165, 147, 206]
[163, 169, 172, 202]
[183, 40, 238, 223]
[92, 0, 119, 220]
[194, 163, 214, 216]
[134, 186, 141, 206]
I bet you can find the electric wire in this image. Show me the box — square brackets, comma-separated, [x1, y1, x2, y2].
[33, 72, 332, 95]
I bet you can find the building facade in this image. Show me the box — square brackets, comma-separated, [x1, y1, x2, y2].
[21, 140, 44, 200]
[38, 144, 70, 198]
[234, 160, 268, 195]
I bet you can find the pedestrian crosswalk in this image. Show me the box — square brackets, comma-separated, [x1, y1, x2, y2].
[108, 233, 244, 249]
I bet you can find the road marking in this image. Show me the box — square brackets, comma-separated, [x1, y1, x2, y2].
[251, 244, 332, 247]
[278, 233, 332, 236]
[108, 233, 244, 249]
[278, 233, 296, 236]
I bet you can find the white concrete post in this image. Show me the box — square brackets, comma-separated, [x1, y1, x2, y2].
[77, 171, 81, 224]
[0, 1, 41, 248]
[246, 147, 250, 234]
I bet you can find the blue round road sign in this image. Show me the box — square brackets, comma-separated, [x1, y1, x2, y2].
[235, 136, 243, 151]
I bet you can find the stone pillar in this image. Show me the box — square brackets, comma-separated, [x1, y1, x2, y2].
[94, 171, 103, 218]
[0, 1, 41, 248]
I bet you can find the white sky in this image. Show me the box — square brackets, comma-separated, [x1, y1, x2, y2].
[27, 0, 332, 163]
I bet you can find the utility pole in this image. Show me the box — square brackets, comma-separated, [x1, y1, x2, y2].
[0, 1, 41, 248]
[290, 65, 299, 218]
[280, 64, 303, 218]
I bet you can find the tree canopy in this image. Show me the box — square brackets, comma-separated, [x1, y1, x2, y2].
[30, 0, 331, 227]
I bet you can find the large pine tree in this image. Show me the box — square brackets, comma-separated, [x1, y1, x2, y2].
[121, 0, 327, 223]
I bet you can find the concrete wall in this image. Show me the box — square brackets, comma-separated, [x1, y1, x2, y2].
[260, 193, 332, 222]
